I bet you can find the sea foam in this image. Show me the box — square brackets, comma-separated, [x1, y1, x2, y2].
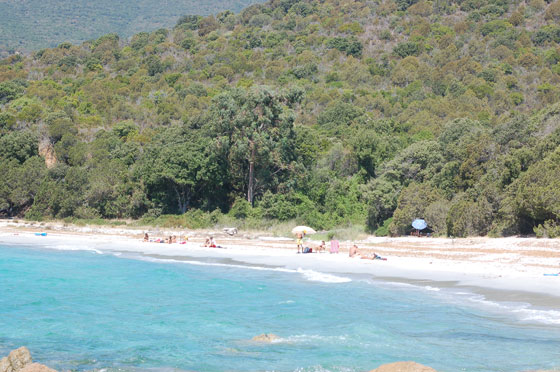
[136, 256, 352, 284]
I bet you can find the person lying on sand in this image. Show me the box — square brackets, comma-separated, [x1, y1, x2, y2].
[349, 244, 360, 258]
[361, 252, 387, 261]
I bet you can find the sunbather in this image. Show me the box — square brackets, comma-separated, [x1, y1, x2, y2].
[361, 252, 387, 261]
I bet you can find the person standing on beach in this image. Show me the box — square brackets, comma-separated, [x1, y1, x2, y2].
[296, 233, 303, 253]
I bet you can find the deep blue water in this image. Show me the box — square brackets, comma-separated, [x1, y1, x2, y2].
[1, 244, 560, 372]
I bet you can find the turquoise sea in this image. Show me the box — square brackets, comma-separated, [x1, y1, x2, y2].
[1, 243, 560, 372]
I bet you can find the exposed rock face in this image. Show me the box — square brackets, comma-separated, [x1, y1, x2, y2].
[369, 361, 438, 372]
[0, 347, 56, 372]
[38, 141, 57, 169]
[251, 333, 281, 342]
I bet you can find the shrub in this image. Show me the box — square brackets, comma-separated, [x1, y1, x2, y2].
[291, 64, 318, 79]
[532, 25, 560, 45]
[375, 217, 392, 236]
[176, 15, 201, 30]
[480, 20, 512, 36]
[0, 80, 26, 104]
[510, 92, 524, 105]
[326, 36, 363, 57]
[545, 0, 560, 21]
[180, 38, 196, 51]
[393, 42, 420, 58]
[534, 220, 560, 238]
[229, 198, 253, 219]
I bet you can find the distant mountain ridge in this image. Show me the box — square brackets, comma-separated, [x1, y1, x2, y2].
[0, 0, 262, 55]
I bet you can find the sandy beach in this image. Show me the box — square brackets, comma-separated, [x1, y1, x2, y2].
[3, 218, 560, 372]
[2, 219, 560, 302]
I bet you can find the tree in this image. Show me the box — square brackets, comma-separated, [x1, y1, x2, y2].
[389, 183, 444, 235]
[27, 164, 88, 219]
[209, 86, 299, 204]
[0, 130, 38, 163]
[0, 157, 47, 216]
[501, 147, 560, 233]
[137, 126, 220, 214]
[362, 176, 401, 231]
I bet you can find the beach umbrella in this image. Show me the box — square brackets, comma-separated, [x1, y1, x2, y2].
[411, 219, 427, 230]
[291, 226, 317, 235]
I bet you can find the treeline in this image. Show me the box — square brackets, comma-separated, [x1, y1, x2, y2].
[1, 0, 560, 237]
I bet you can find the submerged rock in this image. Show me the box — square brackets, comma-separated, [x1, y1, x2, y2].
[251, 333, 281, 342]
[369, 361, 438, 372]
[0, 348, 56, 372]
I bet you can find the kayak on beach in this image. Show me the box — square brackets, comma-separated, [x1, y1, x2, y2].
[543, 273, 559, 276]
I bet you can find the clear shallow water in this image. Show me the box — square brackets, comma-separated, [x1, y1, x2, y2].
[1, 244, 560, 372]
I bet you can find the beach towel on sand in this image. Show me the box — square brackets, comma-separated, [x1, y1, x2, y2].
[330, 240, 339, 254]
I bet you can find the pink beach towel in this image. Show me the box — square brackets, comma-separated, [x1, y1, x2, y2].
[330, 240, 339, 254]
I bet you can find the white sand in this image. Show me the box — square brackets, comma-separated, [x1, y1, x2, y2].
[1, 220, 560, 299]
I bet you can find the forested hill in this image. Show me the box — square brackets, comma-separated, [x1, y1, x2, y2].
[0, 0, 262, 55]
[1, 0, 560, 238]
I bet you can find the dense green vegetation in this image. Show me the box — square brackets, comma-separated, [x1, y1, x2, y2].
[1, 0, 560, 237]
[0, 0, 262, 55]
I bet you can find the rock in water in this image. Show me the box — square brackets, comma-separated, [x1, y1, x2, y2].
[369, 361, 438, 372]
[0, 347, 32, 372]
[0, 348, 56, 372]
[251, 333, 281, 342]
[19, 364, 57, 372]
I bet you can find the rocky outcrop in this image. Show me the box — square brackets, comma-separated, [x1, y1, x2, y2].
[0, 347, 32, 372]
[38, 141, 57, 169]
[0, 347, 56, 372]
[251, 333, 281, 342]
[19, 363, 56, 372]
[369, 361, 438, 372]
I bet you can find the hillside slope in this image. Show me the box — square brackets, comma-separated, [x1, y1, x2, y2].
[0, 0, 262, 55]
[1, 0, 560, 237]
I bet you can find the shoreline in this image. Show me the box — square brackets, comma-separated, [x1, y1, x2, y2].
[1, 220, 560, 318]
